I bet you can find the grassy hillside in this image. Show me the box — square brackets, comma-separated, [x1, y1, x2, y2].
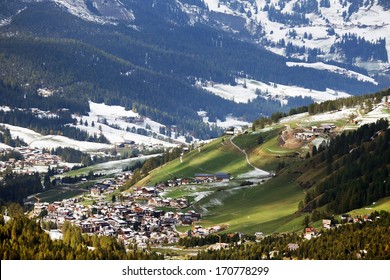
[195, 169, 305, 234]
[137, 137, 253, 186]
[133, 94, 390, 235]
[136, 126, 307, 234]
[348, 197, 390, 216]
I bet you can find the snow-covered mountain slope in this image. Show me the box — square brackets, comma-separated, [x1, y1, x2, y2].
[71, 102, 188, 147]
[19, 1, 387, 77]
[1, 123, 112, 152]
[203, 77, 351, 104]
[286, 61, 378, 84]
[48, 0, 135, 25]
[194, 0, 390, 76]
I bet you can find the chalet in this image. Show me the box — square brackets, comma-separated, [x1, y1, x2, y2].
[108, 217, 128, 229]
[118, 228, 134, 239]
[81, 221, 99, 233]
[195, 173, 215, 183]
[294, 132, 314, 140]
[304, 227, 319, 240]
[176, 198, 189, 209]
[255, 232, 264, 239]
[187, 210, 201, 221]
[148, 197, 162, 206]
[33, 202, 49, 216]
[167, 180, 177, 187]
[322, 219, 332, 229]
[215, 172, 231, 181]
[341, 214, 352, 224]
[47, 229, 63, 240]
[90, 187, 102, 197]
[180, 178, 191, 185]
[363, 215, 372, 222]
[288, 243, 299, 251]
[142, 187, 156, 195]
[269, 250, 280, 259]
[208, 225, 222, 234]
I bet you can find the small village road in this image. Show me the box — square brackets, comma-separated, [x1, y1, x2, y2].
[229, 135, 270, 176]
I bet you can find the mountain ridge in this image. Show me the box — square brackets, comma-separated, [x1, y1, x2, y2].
[0, 0, 388, 139]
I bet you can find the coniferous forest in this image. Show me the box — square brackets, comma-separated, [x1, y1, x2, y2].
[0, 216, 162, 260]
[0, 0, 385, 139]
[1, 210, 389, 260]
[303, 119, 390, 214]
[193, 211, 390, 260]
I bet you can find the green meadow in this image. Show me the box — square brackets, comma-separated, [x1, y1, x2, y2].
[195, 170, 304, 234]
[139, 126, 308, 234]
[139, 138, 253, 186]
[348, 197, 390, 216]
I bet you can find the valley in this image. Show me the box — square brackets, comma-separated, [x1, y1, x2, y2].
[1, 0, 390, 261]
[2, 90, 389, 259]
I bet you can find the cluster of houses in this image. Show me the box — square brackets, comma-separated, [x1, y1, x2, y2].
[32, 170, 212, 247]
[302, 214, 378, 241]
[35, 195, 202, 248]
[194, 172, 231, 183]
[224, 126, 243, 135]
[0, 147, 69, 175]
[293, 123, 336, 141]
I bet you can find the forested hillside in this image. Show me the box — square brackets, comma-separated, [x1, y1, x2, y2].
[193, 211, 390, 260]
[0, 0, 384, 139]
[301, 119, 390, 214]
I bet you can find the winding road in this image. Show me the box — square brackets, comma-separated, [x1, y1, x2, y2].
[229, 135, 270, 177]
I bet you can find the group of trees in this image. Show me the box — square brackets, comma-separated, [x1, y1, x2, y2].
[378, 0, 390, 10]
[266, 4, 309, 25]
[0, 173, 43, 205]
[179, 233, 242, 248]
[50, 147, 93, 165]
[0, 107, 108, 144]
[333, 33, 388, 63]
[307, 88, 389, 115]
[293, 0, 319, 14]
[0, 126, 25, 147]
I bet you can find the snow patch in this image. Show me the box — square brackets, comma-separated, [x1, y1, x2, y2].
[203, 77, 351, 104]
[286, 62, 378, 85]
[52, 0, 135, 25]
[73, 101, 181, 147]
[0, 143, 13, 150]
[1, 123, 112, 152]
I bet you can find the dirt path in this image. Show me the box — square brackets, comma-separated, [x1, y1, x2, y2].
[229, 135, 270, 177]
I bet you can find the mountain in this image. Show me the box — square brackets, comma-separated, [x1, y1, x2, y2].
[0, 0, 389, 140]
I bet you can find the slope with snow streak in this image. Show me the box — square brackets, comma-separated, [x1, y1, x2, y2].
[72, 102, 180, 147]
[52, 0, 134, 25]
[1, 123, 112, 152]
[286, 62, 378, 85]
[203, 77, 351, 105]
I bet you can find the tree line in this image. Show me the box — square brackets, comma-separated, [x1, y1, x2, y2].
[0, 216, 163, 260]
[0, 173, 43, 205]
[192, 211, 390, 260]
